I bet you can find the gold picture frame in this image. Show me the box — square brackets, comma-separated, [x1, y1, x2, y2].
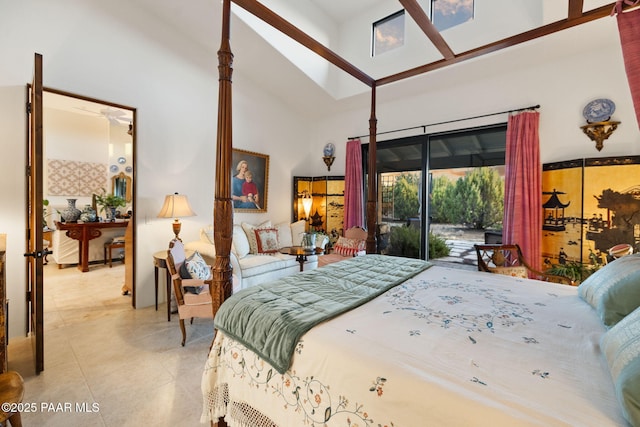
[232, 148, 269, 212]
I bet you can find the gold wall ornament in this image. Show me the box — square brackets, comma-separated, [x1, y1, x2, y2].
[580, 120, 620, 151]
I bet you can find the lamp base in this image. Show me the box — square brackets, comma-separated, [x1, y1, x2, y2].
[172, 219, 182, 241]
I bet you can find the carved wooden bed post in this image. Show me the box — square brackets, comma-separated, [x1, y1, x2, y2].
[213, 0, 234, 312]
[366, 84, 378, 253]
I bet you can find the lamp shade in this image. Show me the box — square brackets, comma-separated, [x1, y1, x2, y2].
[157, 193, 196, 219]
[302, 192, 313, 219]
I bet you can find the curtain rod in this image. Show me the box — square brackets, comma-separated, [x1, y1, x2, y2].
[348, 104, 540, 140]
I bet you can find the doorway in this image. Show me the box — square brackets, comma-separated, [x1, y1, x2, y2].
[42, 89, 136, 304]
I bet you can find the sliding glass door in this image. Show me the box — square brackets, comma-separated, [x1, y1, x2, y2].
[364, 124, 507, 262]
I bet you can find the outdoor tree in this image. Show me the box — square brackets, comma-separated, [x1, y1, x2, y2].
[392, 173, 420, 220]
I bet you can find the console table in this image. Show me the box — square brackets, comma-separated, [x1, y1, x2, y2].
[55, 221, 129, 272]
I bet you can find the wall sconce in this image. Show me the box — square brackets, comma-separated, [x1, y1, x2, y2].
[301, 190, 313, 220]
[580, 98, 619, 151]
[580, 120, 620, 151]
[157, 192, 196, 240]
[323, 142, 335, 171]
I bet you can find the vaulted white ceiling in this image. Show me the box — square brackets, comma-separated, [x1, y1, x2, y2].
[127, 0, 619, 117]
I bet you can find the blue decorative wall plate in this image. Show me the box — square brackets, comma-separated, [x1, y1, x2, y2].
[583, 99, 615, 123]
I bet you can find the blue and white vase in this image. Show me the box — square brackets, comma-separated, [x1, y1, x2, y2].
[61, 199, 81, 223]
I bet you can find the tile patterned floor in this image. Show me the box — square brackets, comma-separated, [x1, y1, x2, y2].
[8, 262, 214, 426]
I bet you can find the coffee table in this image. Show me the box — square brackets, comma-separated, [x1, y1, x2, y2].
[279, 246, 323, 271]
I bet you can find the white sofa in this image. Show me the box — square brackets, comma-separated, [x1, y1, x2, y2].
[185, 220, 320, 292]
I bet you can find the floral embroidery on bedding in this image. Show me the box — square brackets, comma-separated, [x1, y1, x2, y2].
[386, 279, 534, 334]
[206, 339, 393, 426]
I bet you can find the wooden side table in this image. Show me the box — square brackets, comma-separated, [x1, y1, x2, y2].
[279, 246, 323, 271]
[153, 250, 172, 321]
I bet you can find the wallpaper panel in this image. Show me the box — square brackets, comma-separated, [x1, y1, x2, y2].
[47, 159, 107, 196]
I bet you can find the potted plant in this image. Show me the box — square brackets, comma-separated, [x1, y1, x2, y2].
[93, 189, 126, 221]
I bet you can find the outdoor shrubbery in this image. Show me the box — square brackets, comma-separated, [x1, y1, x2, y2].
[388, 225, 450, 259]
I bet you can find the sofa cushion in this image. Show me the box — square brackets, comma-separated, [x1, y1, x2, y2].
[232, 225, 250, 259]
[274, 221, 293, 248]
[242, 221, 272, 254]
[290, 220, 306, 246]
[255, 228, 280, 254]
[239, 254, 289, 278]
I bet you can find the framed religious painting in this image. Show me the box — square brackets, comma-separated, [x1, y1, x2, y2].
[232, 148, 269, 212]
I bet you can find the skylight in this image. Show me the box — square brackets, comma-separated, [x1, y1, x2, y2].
[372, 10, 405, 57]
[431, 0, 474, 32]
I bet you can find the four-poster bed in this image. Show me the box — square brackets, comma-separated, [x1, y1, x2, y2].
[204, 1, 640, 426]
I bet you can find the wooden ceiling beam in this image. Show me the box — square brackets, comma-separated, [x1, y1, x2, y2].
[568, 0, 585, 20]
[377, 3, 618, 86]
[398, 0, 455, 60]
[230, 0, 375, 87]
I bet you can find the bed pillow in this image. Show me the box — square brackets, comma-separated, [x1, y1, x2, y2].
[333, 236, 365, 257]
[241, 221, 272, 254]
[255, 228, 279, 254]
[578, 254, 640, 327]
[601, 306, 640, 426]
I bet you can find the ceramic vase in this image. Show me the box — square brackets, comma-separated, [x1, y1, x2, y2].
[61, 199, 81, 223]
[79, 204, 97, 222]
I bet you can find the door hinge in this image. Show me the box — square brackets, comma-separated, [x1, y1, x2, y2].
[26, 102, 31, 114]
[26, 165, 31, 177]
[26, 290, 31, 301]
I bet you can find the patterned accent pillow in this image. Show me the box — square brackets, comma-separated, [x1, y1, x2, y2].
[578, 254, 640, 327]
[241, 221, 272, 254]
[180, 251, 210, 294]
[488, 266, 528, 278]
[333, 236, 365, 257]
[255, 228, 280, 254]
[601, 306, 640, 426]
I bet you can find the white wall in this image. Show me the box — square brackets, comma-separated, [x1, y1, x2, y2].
[0, 0, 313, 340]
[311, 17, 640, 174]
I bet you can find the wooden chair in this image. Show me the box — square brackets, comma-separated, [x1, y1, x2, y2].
[0, 371, 24, 427]
[474, 244, 574, 286]
[166, 239, 222, 346]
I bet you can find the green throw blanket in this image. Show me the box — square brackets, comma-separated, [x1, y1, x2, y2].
[214, 254, 431, 374]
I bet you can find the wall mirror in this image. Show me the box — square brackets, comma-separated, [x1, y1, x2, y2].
[112, 172, 132, 202]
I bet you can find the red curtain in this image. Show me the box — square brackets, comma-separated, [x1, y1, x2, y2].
[615, 3, 640, 129]
[344, 139, 364, 229]
[503, 111, 542, 271]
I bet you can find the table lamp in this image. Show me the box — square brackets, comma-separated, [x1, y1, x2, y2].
[157, 192, 196, 240]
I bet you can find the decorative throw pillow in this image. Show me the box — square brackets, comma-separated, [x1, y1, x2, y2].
[333, 236, 365, 257]
[274, 221, 293, 248]
[241, 220, 272, 254]
[231, 224, 250, 259]
[255, 228, 279, 254]
[180, 251, 210, 294]
[488, 266, 528, 279]
[578, 254, 640, 327]
[290, 220, 306, 246]
[200, 225, 214, 245]
[600, 306, 640, 426]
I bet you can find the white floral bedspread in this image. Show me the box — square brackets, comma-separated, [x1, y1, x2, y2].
[202, 265, 626, 426]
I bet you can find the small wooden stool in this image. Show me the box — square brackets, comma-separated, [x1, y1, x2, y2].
[0, 371, 24, 427]
[104, 237, 126, 268]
